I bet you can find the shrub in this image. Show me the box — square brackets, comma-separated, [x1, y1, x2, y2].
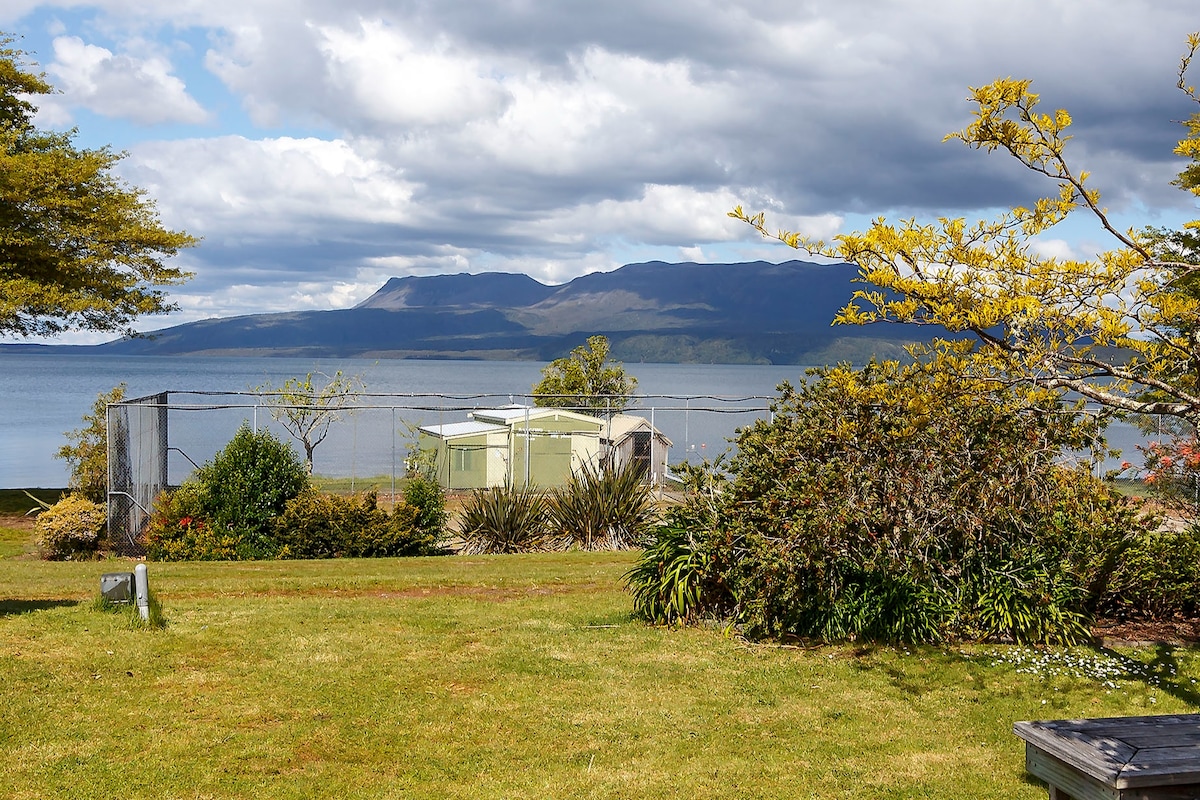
[549, 461, 656, 550]
[144, 482, 240, 561]
[196, 424, 308, 555]
[273, 489, 436, 558]
[144, 427, 307, 561]
[1099, 525, 1200, 619]
[459, 486, 550, 554]
[404, 474, 447, 543]
[625, 524, 709, 625]
[35, 494, 106, 560]
[347, 500, 432, 558]
[638, 360, 1154, 644]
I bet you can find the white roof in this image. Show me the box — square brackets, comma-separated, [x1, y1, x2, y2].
[419, 420, 507, 439]
[603, 413, 673, 446]
[472, 405, 603, 427]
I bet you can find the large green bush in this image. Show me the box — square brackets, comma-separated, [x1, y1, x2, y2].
[630, 360, 1157, 644]
[197, 424, 309, 544]
[273, 489, 436, 558]
[145, 425, 308, 560]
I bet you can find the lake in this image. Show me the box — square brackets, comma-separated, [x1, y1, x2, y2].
[1, 352, 808, 488]
[2, 351, 1156, 489]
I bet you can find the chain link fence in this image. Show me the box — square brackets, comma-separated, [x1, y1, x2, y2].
[106, 390, 776, 555]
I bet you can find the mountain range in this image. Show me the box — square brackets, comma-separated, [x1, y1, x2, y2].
[8, 260, 932, 364]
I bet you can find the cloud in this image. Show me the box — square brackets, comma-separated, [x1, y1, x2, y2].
[46, 35, 209, 125]
[6, 0, 1200, 345]
[313, 19, 512, 130]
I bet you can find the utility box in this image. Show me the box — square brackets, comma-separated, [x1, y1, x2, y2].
[101, 572, 135, 604]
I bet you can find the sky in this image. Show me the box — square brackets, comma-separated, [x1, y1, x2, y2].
[4, 0, 1200, 344]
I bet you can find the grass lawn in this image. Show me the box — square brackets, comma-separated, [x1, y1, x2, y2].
[1, 528, 1197, 799]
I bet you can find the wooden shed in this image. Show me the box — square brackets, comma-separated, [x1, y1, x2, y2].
[601, 413, 673, 485]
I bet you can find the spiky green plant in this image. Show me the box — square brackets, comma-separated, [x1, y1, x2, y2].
[624, 524, 708, 625]
[549, 461, 656, 550]
[458, 486, 550, 554]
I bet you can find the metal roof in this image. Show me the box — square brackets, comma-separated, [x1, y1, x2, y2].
[419, 420, 507, 438]
[472, 405, 603, 426]
[603, 413, 674, 446]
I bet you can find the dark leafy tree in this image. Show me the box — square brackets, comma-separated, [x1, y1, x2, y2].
[0, 34, 196, 338]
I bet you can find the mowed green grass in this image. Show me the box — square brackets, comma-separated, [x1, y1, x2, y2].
[1, 530, 1197, 799]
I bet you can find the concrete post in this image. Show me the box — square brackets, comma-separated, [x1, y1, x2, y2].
[134, 563, 150, 621]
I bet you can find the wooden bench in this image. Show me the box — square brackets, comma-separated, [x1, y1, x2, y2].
[1013, 714, 1200, 800]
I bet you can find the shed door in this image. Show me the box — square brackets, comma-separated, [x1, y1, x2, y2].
[631, 431, 652, 479]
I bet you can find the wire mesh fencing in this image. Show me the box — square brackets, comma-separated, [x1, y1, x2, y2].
[105, 390, 776, 555]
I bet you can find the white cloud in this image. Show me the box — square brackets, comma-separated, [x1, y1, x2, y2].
[121, 135, 418, 235]
[6, 0, 1200, 344]
[314, 19, 511, 129]
[47, 35, 209, 125]
[1029, 238, 1077, 262]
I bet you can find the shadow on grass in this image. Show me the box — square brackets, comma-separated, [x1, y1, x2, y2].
[0, 599, 80, 617]
[1098, 643, 1200, 708]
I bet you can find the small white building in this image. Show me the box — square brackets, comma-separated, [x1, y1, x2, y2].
[418, 406, 671, 489]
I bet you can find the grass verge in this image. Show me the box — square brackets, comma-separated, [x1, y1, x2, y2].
[1, 551, 1197, 799]
[0, 488, 65, 515]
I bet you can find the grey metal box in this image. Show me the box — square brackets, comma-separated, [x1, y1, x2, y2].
[101, 572, 134, 603]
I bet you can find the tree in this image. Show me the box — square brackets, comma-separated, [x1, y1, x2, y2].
[532, 335, 638, 414]
[731, 33, 1200, 430]
[255, 371, 365, 474]
[56, 383, 125, 503]
[0, 35, 197, 338]
[628, 361, 1152, 643]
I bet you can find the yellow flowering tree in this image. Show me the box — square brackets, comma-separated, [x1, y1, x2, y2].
[732, 34, 1200, 427]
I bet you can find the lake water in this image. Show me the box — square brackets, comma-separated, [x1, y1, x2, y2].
[1, 352, 808, 487]
[1, 350, 1156, 489]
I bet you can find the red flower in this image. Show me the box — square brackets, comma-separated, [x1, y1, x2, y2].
[179, 516, 193, 528]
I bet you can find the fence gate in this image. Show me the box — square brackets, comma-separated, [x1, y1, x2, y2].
[107, 392, 168, 555]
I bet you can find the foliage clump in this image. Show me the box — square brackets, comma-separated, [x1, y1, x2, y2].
[273, 489, 436, 558]
[1100, 527, 1200, 619]
[146, 425, 448, 561]
[145, 483, 240, 561]
[626, 521, 710, 626]
[458, 486, 550, 554]
[197, 424, 309, 556]
[532, 335, 637, 414]
[56, 384, 125, 503]
[549, 461, 656, 550]
[628, 361, 1158, 644]
[35, 494, 106, 560]
[456, 463, 657, 554]
[403, 474, 448, 545]
[147, 425, 308, 560]
[0, 35, 196, 338]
